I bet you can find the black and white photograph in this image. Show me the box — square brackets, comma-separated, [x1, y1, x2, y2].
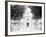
[6, 1, 45, 35]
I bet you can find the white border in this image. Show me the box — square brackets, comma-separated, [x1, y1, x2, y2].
[8, 2, 44, 35]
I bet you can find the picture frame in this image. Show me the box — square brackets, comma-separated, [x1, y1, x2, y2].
[5, 1, 45, 36]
